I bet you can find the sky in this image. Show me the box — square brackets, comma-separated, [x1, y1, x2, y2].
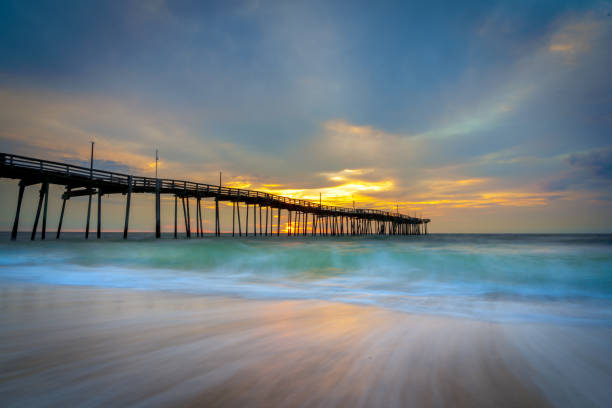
[1, 0, 611, 233]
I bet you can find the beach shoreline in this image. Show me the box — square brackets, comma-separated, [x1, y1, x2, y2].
[2, 283, 611, 407]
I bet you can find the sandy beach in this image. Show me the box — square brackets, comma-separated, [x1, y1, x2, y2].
[1, 284, 610, 407]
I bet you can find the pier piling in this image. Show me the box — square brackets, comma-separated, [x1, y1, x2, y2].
[97, 189, 102, 239]
[57, 189, 68, 239]
[11, 181, 26, 240]
[31, 182, 46, 240]
[215, 197, 220, 236]
[124, 176, 133, 239]
[41, 182, 49, 240]
[155, 179, 161, 238]
[186, 197, 192, 238]
[173, 195, 177, 239]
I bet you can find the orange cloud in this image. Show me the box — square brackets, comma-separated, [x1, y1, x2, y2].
[254, 168, 395, 208]
[225, 181, 252, 189]
[548, 19, 603, 62]
[549, 43, 574, 52]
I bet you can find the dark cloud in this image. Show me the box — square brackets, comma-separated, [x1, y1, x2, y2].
[541, 147, 612, 192]
[567, 147, 612, 180]
[540, 175, 574, 192]
[65, 158, 134, 174]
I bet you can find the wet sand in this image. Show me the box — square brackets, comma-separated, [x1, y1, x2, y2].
[1, 284, 611, 407]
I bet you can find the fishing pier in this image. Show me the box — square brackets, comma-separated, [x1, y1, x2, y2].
[1, 152, 430, 240]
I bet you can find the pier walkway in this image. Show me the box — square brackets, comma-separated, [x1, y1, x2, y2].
[1, 152, 430, 240]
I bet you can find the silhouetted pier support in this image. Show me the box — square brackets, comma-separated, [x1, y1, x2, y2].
[42, 184, 49, 239]
[56, 189, 68, 239]
[245, 204, 249, 236]
[197, 197, 203, 237]
[123, 176, 133, 239]
[253, 204, 256, 236]
[85, 190, 92, 240]
[196, 197, 202, 238]
[237, 201, 242, 236]
[186, 197, 192, 237]
[97, 189, 102, 239]
[31, 182, 48, 241]
[10, 181, 26, 240]
[173, 195, 178, 239]
[180, 197, 186, 237]
[155, 179, 161, 238]
[215, 197, 220, 236]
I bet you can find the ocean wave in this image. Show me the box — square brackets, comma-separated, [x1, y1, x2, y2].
[1, 234, 611, 324]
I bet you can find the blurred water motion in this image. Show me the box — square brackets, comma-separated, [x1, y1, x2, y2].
[5, 285, 611, 407]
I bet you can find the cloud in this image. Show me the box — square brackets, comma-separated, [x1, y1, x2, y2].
[0, 86, 291, 184]
[67, 158, 134, 174]
[400, 176, 565, 211]
[541, 147, 612, 192]
[410, 11, 610, 153]
[256, 167, 395, 208]
[548, 19, 603, 62]
[322, 120, 401, 156]
[567, 147, 612, 179]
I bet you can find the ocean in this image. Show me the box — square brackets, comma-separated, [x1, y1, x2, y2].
[2, 233, 611, 326]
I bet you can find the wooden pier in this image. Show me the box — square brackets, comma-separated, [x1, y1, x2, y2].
[0, 153, 430, 240]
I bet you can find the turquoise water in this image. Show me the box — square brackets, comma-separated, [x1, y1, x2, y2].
[1, 233, 611, 325]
